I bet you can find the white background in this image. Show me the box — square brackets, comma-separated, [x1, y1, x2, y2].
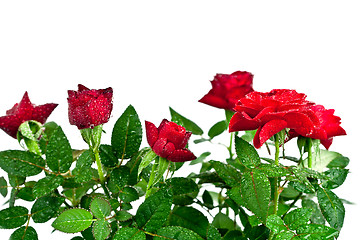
[0, 1, 359, 239]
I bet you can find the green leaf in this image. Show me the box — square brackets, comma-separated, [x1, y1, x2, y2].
[212, 212, 237, 231]
[32, 174, 64, 198]
[90, 197, 112, 219]
[245, 225, 270, 239]
[92, 219, 111, 240]
[17, 181, 36, 201]
[9, 226, 38, 240]
[135, 187, 172, 232]
[0, 206, 28, 229]
[274, 231, 294, 240]
[73, 150, 93, 183]
[155, 226, 204, 240]
[322, 169, 349, 189]
[210, 160, 241, 187]
[190, 152, 211, 165]
[283, 208, 312, 230]
[108, 166, 130, 194]
[0, 150, 45, 177]
[52, 208, 93, 233]
[168, 177, 199, 205]
[137, 150, 157, 178]
[266, 215, 287, 234]
[202, 190, 214, 208]
[8, 174, 25, 187]
[223, 230, 246, 240]
[115, 210, 133, 222]
[296, 224, 339, 239]
[126, 147, 151, 185]
[302, 199, 325, 225]
[99, 144, 118, 168]
[225, 109, 235, 125]
[227, 186, 245, 207]
[304, 149, 349, 172]
[206, 224, 222, 240]
[169, 107, 203, 135]
[119, 186, 139, 203]
[208, 120, 227, 139]
[71, 237, 85, 240]
[113, 227, 146, 240]
[317, 187, 345, 231]
[31, 196, 64, 223]
[111, 105, 142, 159]
[235, 136, 260, 168]
[241, 130, 257, 142]
[0, 176, 7, 197]
[240, 171, 271, 223]
[326, 152, 349, 168]
[168, 206, 209, 238]
[255, 163, 289, 177]
[46, 126, 73, 173]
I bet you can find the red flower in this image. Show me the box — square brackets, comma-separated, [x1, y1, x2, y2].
[0, 92, 58, 138]
[145, 119, 196, 162]
[199, 71, 254, 110]
[229, 89, 346, 149]
[288, 105, 346, 149]
[229, 89, 315, 148]
[68, 84, 113, 129]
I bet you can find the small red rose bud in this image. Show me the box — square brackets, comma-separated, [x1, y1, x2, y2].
[145, 119, 196, 162]
[67, 84, 113, 129]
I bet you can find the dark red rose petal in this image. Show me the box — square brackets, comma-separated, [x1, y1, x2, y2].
[167, 149, 197, 162]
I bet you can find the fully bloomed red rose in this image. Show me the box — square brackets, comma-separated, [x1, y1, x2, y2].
[0, 92, 58, 138]
[288, 104, 346, 149]
[145, 119, 197, 162]
[199, 71, 254, 110]
[229, 89, 346, 149]
[68, 84, 113, 129]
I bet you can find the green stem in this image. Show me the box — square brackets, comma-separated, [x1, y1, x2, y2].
[145, 159, 158, 198]
[307, 138, 313, 169]
[94, 150, 111, 199]
[270, 134, 281, 240]
[95, 151, 105, 184]
[273, 134, 280, 212]
[228, 132, 234, 160]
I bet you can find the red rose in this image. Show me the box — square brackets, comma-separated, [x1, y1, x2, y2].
[0, 92, 58, 138]
[199, 71, 254, 110]
[229, 89, 346, 149]
[229, 89, 316, 148]
[288, 105, 346, 149]
[145, 119, 196, 162]
[68, 84, 113, 129]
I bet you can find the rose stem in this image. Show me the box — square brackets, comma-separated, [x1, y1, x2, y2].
[270, 134, 281, 240]
[307, 138, 313, 169]
[227, 132, 234, 160]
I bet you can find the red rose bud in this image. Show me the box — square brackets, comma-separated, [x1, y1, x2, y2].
[199, 71, 254, 110]
[0, 92, 58, 138]
[68, 84, 113, 129]
[145, 119, 197, 162]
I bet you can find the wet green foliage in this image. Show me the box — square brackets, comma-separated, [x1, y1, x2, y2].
[0, 106, 350, 240]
